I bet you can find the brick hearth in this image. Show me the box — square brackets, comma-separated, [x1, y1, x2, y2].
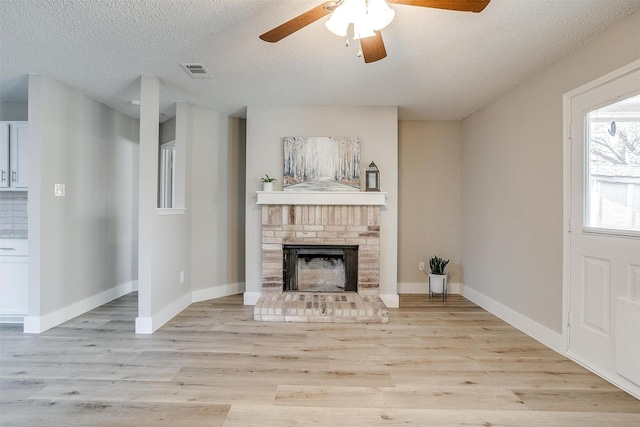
[254, 292, 389, 323]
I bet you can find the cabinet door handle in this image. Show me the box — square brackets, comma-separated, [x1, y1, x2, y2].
[0, 248, 16, 251]
[11, 170, 16, 182]
[1, 170, 5, 182]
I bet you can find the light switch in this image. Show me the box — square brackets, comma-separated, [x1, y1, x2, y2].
[54, 184, 65, 197]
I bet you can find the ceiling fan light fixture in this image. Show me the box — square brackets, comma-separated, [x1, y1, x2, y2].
[325, 6, 350, 36]
[366, 0, 395, 30]
[326, 0, 394, 38]
[353, 19, 376, 40]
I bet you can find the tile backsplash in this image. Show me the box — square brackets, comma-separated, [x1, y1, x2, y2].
[0, 191, 28, 238]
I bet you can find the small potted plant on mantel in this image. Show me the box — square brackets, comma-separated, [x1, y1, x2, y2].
[428, 255, 449, 300]
[260, 174, 276, 192]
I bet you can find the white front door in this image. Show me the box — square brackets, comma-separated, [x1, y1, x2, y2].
[567, 63, 640, 398]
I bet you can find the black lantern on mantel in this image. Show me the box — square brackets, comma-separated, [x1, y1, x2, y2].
[365, 161, 380, 192]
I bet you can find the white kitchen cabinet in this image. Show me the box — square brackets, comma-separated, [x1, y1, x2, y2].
[0, 121, 28, 189]
[0, 239, 28, 319]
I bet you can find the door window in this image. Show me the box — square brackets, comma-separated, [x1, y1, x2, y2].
[584, 93, 640, 234]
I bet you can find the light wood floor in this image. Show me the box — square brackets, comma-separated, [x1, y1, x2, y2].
[1, 293, 639, 426]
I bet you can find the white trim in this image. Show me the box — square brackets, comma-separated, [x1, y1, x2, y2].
[157, 208, 186, 215]
[379, 293, 399, 308]
[243, 292, 262, 305]
[459, 284, 563, 354]
[567, 350, 640, 399]
[256, 191, 387, 206]
[192, 282, 245, 303]
[398, 281, 461, 294]
[562, 86, 573, 354]
[134, 316, 153, 334]
[135, 292, 191, 334]
[23, 281, 135, 333]
[581, 227, 640, 240]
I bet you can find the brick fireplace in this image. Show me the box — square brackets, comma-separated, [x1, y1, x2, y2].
[254, 192, 388, 323]
[261, 204, 381, 294]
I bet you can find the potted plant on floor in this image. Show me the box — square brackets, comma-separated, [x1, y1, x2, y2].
[428, 255, 449, 299]
[260, 174, 276, 191]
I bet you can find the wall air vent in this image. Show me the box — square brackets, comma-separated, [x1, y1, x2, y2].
[180, 63, 213, 79]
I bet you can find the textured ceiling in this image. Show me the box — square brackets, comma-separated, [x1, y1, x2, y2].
[1, 0, 639, 121]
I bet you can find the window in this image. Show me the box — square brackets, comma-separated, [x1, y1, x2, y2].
[585, 93, 640, 234]
[159, 140, 176, 208]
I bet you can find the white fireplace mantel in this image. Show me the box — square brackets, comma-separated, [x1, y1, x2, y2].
[256, 191, 387, 206]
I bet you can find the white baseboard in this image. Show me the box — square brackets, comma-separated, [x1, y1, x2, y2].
[459, 284, 563, 354]
[135, 291, 191, 334]
[243, 292, 262, 306]
[23, 281, 136, 333]
[380, 293, 399, 308]
[192, 282, 244, 303]
[398, 282, 461, 294]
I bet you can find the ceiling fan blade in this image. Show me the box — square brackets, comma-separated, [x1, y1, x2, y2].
[390, 0, 490, 13]
[260, 1, 336, 43]
[360, 31, 387, 64]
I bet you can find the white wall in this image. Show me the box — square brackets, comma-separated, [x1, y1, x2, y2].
[0, 101, 28, 121]
[188, 105, 245, 301]
[244, 106, 399, 306]
[460, 10, 640, 340]
[160, 116, 176, 145]
[137, 96, 246, 332]
[25, 74, 139, 333]
[398, 121, 461, 293]
[136, 77, 191, 334]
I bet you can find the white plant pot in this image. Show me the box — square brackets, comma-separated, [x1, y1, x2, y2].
[429, 274, 447, 294]
[262, 181, 274, 192]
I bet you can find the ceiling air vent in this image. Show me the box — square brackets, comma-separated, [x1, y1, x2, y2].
[181, 63, 213, 79]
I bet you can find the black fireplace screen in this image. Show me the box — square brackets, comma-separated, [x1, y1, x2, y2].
[283, 245, 358, 292]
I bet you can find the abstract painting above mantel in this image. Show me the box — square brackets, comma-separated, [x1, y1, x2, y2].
[283, 136, 360, 192]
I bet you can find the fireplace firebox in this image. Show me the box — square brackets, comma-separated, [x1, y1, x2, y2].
[283, 245, 358, 292]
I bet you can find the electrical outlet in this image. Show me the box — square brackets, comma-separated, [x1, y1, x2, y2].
[419, 262, 425, 271]
[180, 271, 184, 283]
[54, 184, 65, 197]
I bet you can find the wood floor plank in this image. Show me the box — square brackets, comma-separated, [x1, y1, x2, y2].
[224, 405, 640, 426]
[30, 379, 278, 405]
[389, 369, 620, 390]
[1, 400, 230, 426]
[1, 360, 181, 381]
[274, 384, 529, 410]
[513, 389, 640, 413]
[1, 292, 638, 426]
[172, 366, 395, 388]
[0, 378, 50, 401]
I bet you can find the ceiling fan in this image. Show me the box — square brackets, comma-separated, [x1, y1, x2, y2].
[259, 0, 491, 63]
